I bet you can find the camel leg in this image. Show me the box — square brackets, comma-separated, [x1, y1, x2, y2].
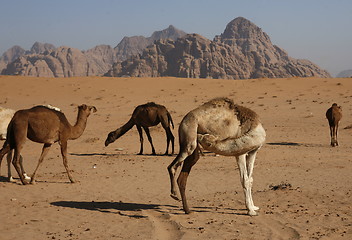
[0, 143, 11, 169]
[19, 155, 31, 181]
[7, 152, 29, 182]
[12, 149, 28, 185]
[30, 143, 52, 184]
[177, 147, 200, 214]
[163, 127, 175, 155]
[136, 125, 144, 155]
[6, 150, 15, 182]
[335, 123, 339, 146]
[236, 154, 257, 216]
[143, 126, 156, 155]
[329, 125, 336, 147]
[168, 151, 192, 200]
[246, 148, 260, 211]
[60, 141, 75, 183]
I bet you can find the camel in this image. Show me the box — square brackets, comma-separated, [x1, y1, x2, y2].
[326, 103, 342, 147]
[0, 104, 97, 185]
[0, 106, 30, 182]
[167, 98, 266, 216]
[105, 102, 175, 155]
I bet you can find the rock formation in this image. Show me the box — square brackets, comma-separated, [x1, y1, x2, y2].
[1, 25, 186, 77]
[107, 17, 330, 79]
[0, 42, 56, 73]
[336, 69, 352, 78]
[114, 25, 186, 61]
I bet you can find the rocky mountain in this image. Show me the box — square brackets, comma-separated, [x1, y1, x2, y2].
[107, 17, 330, 79]
[1, 25, 186, 77]
[0, 42, 56, 73]
[3, 45, 116, 77]
[30, 42, 56, 54]
[336, 69, 352, 78]
[0, 45, 26, 72]
[114, 25, 186, 61]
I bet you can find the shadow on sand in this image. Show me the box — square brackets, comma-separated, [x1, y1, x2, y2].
[69, 152, 175, 157]
[51, 200, 179, 218]
[267, 142, 325, 147]
[51, 200, 248, 217]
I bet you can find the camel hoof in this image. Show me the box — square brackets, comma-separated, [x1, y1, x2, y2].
[170, 194, 180, 201]
[24, 174, 31, 181]
[248, 210, 258, 216]
[184, 209, 192, 214]
[22, 180, 29, 185]
[253, 206, 260, 211]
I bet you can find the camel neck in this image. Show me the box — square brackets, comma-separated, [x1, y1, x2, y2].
[70, 110, 88, 140]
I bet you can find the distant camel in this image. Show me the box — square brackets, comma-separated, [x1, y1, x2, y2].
[326, 103, 342, 147]
[105, 102, 175, 155]
[167, 98, 266, 216]
[0, 104, 97, 185]
[0, 106, 30, 182]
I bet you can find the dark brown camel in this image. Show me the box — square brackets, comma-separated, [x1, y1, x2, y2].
[0, 104, 97, 184]
[326, 103, 342, 147]
[105, 102, 174, 155]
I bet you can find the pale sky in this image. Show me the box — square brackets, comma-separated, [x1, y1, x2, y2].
[1, 0, 351, 76]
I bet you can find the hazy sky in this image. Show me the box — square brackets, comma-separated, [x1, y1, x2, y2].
[1, 0, 351, 76]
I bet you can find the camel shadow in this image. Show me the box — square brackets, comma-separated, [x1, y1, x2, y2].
[190, 206, 249, 216]
[50, 200, 246, 217]
[50, 200, 178, 218]
[267, 142, 300, 146]
[69, 152, 175, 157]
[69, 152, 121, 157]
[0, 176, 11, 182]
[267, 142, 325, 147]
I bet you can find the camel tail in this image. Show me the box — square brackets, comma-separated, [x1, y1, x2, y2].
[4, 119, 15, 149]
[167, 112, 174, 129]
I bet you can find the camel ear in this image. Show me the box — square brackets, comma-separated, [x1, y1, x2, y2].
[90, 106, 97, 113]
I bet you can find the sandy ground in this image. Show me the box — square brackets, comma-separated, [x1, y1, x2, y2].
[0, 75, 351, 240]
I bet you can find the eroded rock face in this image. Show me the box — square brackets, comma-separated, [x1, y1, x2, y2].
[1, 25, 186, 77]
[107, 17, 330, 79]
[1, 18, 330, 78]
[2, 47, 112, 77]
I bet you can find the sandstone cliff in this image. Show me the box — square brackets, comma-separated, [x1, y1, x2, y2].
[114, 25, 186, 61]
[1, 25, 186, 77]
[107, 17, 330, 79]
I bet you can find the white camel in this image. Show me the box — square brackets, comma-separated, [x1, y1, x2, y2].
[167, 98, 266, 216]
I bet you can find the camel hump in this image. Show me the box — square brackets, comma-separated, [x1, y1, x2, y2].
[203, 97, 260, 125]
[144, 102, 158, 107]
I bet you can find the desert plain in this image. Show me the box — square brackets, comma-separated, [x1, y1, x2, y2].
[0, 75, 351, 240]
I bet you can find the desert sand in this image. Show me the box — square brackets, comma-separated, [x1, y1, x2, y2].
[0, 75, 351, 240]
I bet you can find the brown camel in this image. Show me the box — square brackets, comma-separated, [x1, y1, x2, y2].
[0, 106, 30, 181]
[105, 102, 175, 155]
[167, 98, 266, 216]
[326, 103, 342, 147]
[0, 104, 97, 184]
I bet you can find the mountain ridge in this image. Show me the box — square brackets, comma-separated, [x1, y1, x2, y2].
[1, 18, 330, 79]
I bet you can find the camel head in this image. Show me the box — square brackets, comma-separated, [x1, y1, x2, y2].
[78, 104, 97, 117]
[105, 130, 118, 147]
